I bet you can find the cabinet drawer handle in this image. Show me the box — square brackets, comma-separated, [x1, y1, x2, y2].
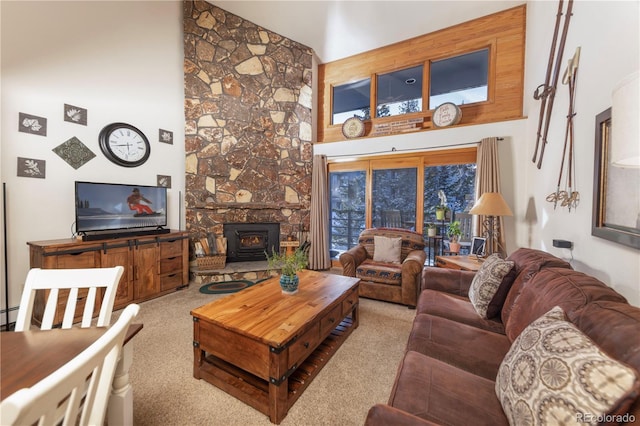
[304, 342, 309, 348]
[329, 317, 335, 323]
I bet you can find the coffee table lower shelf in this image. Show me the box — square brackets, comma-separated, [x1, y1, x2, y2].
[195, 315, 356, 423]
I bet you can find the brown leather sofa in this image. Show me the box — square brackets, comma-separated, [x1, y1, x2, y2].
[340, 228, 426, 308]
[365, 248, 640, 425]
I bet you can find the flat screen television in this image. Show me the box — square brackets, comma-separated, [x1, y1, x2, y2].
[75, 181, 167, 236]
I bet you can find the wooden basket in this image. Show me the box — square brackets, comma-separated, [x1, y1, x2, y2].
[196, 255, 226, 269]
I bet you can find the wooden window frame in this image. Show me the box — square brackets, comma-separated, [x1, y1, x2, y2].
[328, 147, 477, 231]
[318, 5, 525, 143]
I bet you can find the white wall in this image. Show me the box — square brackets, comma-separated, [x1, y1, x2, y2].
[315, 1, 640, 306]
[0, 1, 185, 324]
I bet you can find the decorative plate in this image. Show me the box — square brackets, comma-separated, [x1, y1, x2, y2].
[432, 102, 462, 127]
[341, 117, 366, 138]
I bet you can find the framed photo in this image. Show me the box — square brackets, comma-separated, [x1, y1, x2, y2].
[591, 108, 640, 249]
[470, 237, 486, 257]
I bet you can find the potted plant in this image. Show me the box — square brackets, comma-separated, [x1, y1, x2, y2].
[265, 246, 309, 294]
[434, 190, 449, 220]
[447, 220, 462, 253]
[426, 223, 437, 237]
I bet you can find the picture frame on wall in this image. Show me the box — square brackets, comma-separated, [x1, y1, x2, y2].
[591, 107, 640, 250]
[18, 112, 47, 136]
[17, 157, 46, 178]
[64, 104, 88, 125]
[159, 129, 173, 144]
[157, 175, 171, 188]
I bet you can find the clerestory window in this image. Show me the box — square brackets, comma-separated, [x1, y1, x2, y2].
[318, 5, 526, 142]
[430, 49, 489, 108]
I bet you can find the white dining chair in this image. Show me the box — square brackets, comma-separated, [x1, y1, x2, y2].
[14, 266, 124, 331]
[0, 303, 140, 426]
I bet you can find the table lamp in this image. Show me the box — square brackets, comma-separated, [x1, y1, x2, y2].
[469, 192, 513, 256]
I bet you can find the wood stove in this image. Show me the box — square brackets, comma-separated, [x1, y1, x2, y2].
[224, 223, 280, 263]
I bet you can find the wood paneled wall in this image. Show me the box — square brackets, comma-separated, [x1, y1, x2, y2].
[318, 5, 526, 143]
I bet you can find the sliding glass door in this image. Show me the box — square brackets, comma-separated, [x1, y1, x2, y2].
[327, 147, 477, 259]
[329, 163, 366, 255]
[371, 159, 418, 230]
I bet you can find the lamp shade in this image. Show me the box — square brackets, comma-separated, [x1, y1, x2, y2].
[611, 71, 639, 168]
[469, 192, 513, 216]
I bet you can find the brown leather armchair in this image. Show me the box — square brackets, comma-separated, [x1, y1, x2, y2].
[340, 228, 426, 308]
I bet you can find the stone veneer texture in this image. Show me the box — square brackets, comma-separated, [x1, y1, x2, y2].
[183, 1, 314, 246]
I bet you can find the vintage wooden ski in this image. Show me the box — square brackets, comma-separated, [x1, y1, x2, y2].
[533, 0, 574, 169]
[532, 0, 565, 164]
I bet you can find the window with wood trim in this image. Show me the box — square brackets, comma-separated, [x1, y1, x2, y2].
[318, 5, 525, 143]
[328, 147, 477, 259]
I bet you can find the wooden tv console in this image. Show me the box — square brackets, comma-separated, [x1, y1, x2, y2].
[27, 230, 189, 326]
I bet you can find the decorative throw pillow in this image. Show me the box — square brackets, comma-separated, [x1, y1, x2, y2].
[495, 306, 640, 426]
[373, 236, 402, 264]
[468, 254, 514, 318]
[485, 266, 518, 319]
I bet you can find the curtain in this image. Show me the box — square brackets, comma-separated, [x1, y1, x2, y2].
[309, 155, 331, 270]
[475, 137, 507, 256]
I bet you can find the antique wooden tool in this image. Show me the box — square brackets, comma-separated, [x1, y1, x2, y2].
[532, 0, 574, 169]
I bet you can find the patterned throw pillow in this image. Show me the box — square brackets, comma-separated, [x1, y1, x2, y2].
[495, 306, 640, 426]
[373, 236, 402, 264]
[468, 254, 514, 318]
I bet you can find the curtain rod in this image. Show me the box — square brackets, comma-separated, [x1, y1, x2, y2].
[324, 137, 504, 159]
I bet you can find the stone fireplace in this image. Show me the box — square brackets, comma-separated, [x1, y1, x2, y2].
[183, 2, 314, 269]
[224, 223, 279, 263]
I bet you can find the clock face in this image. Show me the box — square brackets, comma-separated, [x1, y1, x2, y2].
[99, 123, 150, 167]
[432, 102, 462, 127]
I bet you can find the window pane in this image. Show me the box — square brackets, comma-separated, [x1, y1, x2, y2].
[430, 49, 489, 108]
[424, 163, 476, 261]
[376, 65, 423, 118]
[372, 168, 417, 230]
[332, 79, 371, 125]
[329, 171, 366, 256]
[424, 164, 477, 221]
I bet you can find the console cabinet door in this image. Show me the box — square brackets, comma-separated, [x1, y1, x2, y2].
[133, 242, 159, 300]
[101, 245, 134, 309]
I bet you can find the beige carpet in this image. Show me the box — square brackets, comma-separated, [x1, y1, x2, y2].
[120, 278, 415, 426]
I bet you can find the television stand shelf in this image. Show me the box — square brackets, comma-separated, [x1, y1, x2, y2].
[27, 230, 189, 327]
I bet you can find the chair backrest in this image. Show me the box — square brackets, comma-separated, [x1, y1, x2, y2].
[358, 228, 425, 261]
[0, 303, 140, 426]
[380, 210, 403, 228]
[15, 266, 125, 331]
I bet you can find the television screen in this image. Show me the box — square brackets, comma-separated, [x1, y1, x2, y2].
[75, 181, 167, 233]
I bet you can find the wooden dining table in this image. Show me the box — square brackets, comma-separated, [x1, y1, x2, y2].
[1, 323, 143, 425]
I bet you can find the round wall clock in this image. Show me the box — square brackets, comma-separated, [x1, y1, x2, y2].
[432, 102, 462, 128]
[99, 122, 150, 167]
[341, 117, 366, 139]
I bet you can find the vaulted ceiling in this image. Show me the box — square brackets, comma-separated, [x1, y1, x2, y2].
[212, 1, 525, 63]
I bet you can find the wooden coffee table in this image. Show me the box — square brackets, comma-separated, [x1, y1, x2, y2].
[191, 270, 360, 424]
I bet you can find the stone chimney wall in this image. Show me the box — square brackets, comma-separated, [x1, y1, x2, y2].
[183, 1, 313, 248]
